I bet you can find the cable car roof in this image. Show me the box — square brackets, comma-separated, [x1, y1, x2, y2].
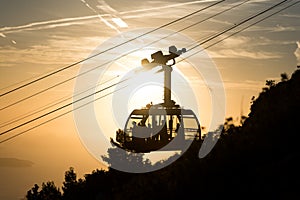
[131, 108, 196, 116]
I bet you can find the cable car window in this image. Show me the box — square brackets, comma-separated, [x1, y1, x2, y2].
[182, 115, 199, 139]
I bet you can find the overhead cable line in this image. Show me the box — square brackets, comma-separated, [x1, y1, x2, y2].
[1, 0, 249, 111]
[180, 0, 300, 62]
[0, 75, 119, 128]
[1, 0, 298, 143]
[0, 0, 248, 126]
[0, 85, 127, 144]
[144, 0, 251, 49]
[0, 0, 224, 98]
[0, 78, 128, 136]
[184, 0, 289, 52]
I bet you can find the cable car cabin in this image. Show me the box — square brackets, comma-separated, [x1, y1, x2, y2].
[110, 46, 201, 153]
[112, 103, 201, 153]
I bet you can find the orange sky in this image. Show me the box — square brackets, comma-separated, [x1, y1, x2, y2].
[1, 0, 300, 199]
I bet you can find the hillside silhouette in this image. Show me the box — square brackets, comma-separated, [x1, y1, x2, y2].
[26, 68, 300, 200]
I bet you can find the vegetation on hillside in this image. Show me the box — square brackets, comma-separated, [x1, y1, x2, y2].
[26, 68, 300, 200]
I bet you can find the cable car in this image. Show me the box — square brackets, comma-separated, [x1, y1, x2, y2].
[111, 46, 201, 153]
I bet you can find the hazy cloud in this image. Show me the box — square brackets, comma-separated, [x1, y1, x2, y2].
[245, 23, 299, 33]
[0, 158, 34, 168]
[295, 41, 300, 65]
[95, 0, 128, 28]
[80, 0, 121, 33]
[0, 15, 101, 35]
[251, 0, 275, 2]
[119, 0, 216, 15]
[0, 35, 105, 66]
[0, 33, 6, 38]
[0, 0, 213, 35]
[96, 0, 119, 14]
[272, 24, 295, 32]
[220, 36, 252, 48]
[282, 13, 300, 18]
[223, 80, 265, 91]
[215, 35, 294, 50]
[208, 18, 233, 26]
[207, 35, 286, 59]
[209, 49, 281, 59]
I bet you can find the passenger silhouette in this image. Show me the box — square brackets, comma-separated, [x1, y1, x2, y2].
[153, 120, 159, 141]
[175, 123, 184, 141]
[160, 120, 168, 142]
[132, 121, 137, 136]
[168, 117, 173, 139]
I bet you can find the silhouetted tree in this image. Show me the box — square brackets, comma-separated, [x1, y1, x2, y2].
[39, 181, 62, 200]
[280, 72, 289, 81]
[26, 184, 40, 200]
[62, 167, 79, 200]
[26, 181, 62, 200]
[83, 169, 113, 199]
[101, 147, 151, 171]
[25, 68, 300, 200]
[266, 79, 275, 87]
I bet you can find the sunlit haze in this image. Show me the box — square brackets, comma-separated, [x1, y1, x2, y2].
[0, 0, 299, 199]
